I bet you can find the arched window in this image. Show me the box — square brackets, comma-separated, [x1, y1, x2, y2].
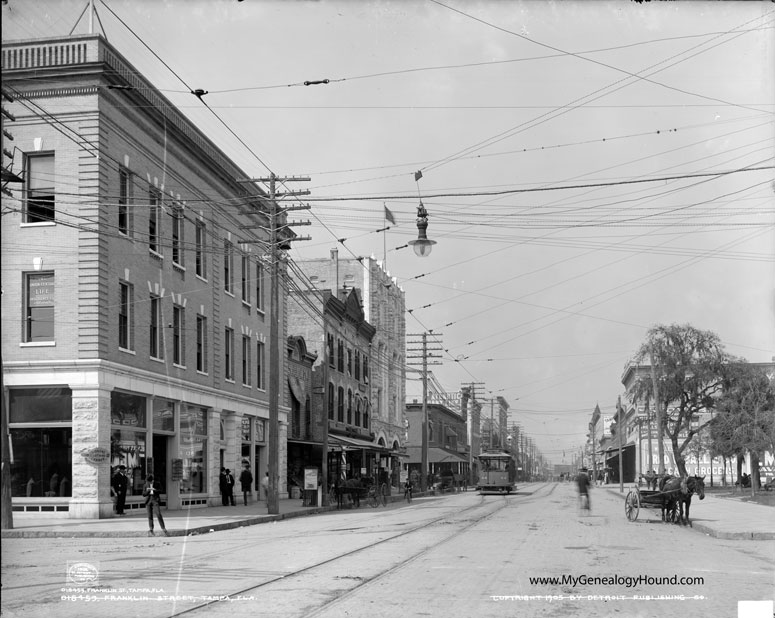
[355, 397, 361, 426]
[328, 383, 335, 420]
[337, 386, 344, 422]
[362, 401, 369, 430]
[347, 389, 353, 425]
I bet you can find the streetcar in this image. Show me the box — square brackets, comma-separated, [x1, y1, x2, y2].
[476, 450, 517, 494]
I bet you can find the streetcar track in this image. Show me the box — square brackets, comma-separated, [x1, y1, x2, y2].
[169, 483, 554, 618]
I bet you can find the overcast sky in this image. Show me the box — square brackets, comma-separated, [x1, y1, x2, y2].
[3, 0, 773, 464]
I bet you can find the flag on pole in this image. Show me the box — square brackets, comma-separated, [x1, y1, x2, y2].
[384, 204, 396, 225]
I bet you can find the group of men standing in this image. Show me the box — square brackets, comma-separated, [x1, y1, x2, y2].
[220, 465, 269, 506]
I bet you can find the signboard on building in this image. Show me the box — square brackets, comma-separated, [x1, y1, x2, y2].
[83, 447, 110, 465]
[304, 467, 319, 490]
[171, 459, 183, 481]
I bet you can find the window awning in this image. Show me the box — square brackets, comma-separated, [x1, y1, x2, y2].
[329, 434, 389, 452]
[404, 446, 469, 464]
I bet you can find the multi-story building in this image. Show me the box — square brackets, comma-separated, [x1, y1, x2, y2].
[288, 249, 406, 487]
[1, 34, 291, 518]
[405, 398, 469, 487]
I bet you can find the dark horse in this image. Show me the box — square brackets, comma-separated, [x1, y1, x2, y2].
[659, 475, 706, 526]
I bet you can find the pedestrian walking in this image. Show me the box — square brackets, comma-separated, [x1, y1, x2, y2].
[261, 472, 269, 501]
[112, 465, 129, 515]
[224, 468, 236, 506]
[239, 465, 253, 506]
[576, 468, 591, 513]
[219, 467, 228, 506]
[143, 475, 168, 536]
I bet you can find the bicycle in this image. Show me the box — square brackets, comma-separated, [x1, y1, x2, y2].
[404, 482, 413, 504]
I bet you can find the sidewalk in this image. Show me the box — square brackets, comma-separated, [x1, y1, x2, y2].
[601, 484, 775, 540]
[0, 490, 425, 539]
[3, 484, 773, 540]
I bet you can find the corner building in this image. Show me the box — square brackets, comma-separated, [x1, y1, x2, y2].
[1, 34, 289, 518]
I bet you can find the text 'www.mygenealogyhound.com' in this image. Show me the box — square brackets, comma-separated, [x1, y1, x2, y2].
[528, 574, 704, 588]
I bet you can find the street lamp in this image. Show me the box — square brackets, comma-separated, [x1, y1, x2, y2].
[407, 202, 436, 257]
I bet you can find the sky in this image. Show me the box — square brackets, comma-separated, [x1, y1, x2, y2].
[3, 0, 773, 466]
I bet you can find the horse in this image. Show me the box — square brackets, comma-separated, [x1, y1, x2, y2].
[660, 475, 705, 526]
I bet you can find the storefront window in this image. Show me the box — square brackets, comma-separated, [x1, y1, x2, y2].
[111, 428, 147, 496]
[241, 416, 252, 442]
[111, 391, 146, 427]
[180, 406, 207, 494]
[9, 387, 72, 423]
[255, 418, 265, 443]
[10, 428, 72, 498]
[153, 398, 175, 432]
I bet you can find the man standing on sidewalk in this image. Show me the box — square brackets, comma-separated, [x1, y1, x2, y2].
[239, 464, 253, 506]
[143, 475, 168, 536]
[224, 469, 236, 506]
[112, 465, 128, 516]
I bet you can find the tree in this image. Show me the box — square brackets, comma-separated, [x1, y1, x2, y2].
[632, 324, 728, 477]
[712, 362, 775, 493]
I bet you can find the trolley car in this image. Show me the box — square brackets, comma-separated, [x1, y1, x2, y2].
[476, 450, 517, 494]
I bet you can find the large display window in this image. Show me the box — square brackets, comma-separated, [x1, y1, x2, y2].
[111, 391, 148, 496]
[180, 406, 207, 494]
[10, 428, 72, 498]
[9, 387, 73, 498]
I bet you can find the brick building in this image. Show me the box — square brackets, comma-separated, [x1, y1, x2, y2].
[1, 34, 291, 518]
[287, 250, 407, 489]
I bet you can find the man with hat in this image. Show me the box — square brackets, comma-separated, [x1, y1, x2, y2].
[112, 465, 129, 516]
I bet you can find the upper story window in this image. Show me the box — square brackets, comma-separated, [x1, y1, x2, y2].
[347, 349, 353, 376]
[241, 253, 250, 304]
[149, 187, 161, 254]
[172, 206, 184, 267]
[149, 294, 163, 360]
[172, 305, 185, 366]
[224, 327, 234, 381]
[118, 167, 132, 235]
[363, 356, 369, 384]
[24, 272, 55, 342]
[354, 351, 361, 381]
[223, 240, 233, 294]
[255, 259, 265, 312]
[24, 154, 55, 223]
[337, 340, 344, 373]
[195, 221, 207, 279]
[196, 315, 208, 373]
[327, 334, 335, 368]
[118, 281, 134, 351]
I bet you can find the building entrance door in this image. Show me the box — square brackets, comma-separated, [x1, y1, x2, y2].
[152, 435, 168, 494]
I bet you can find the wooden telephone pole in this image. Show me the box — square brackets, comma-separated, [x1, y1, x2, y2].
[406, 332, 442, 492]
[239, 173, 310, 515]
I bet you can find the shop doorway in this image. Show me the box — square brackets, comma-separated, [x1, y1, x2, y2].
[152, 435, 168, 494]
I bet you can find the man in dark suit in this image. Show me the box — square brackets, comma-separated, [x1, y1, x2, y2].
[224, 469, 236, 506]
[142, 474, 168, 536]
[219, 467, 228, 506]
[112, 465, 129, 515]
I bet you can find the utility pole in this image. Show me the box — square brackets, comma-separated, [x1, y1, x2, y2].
[617, 395, 624, 493]
[238, 173, 310, 515]
[406, 332, 442, 492]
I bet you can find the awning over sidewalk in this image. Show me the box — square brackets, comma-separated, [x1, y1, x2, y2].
[404, 446, 469, 464]
[328, 434, 389, 452]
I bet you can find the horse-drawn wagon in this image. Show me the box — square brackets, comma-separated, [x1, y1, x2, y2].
[624, 475, 705, 526]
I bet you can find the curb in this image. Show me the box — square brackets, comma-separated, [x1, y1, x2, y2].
[0, 491, 439, 539]
[605, 487, 774, 540]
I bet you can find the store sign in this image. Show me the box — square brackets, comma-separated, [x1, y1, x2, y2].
[28, 273, 54, 306]
[83, 447, 110, 465]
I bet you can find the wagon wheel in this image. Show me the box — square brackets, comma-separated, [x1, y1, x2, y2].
[625, 489, 640, 521]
